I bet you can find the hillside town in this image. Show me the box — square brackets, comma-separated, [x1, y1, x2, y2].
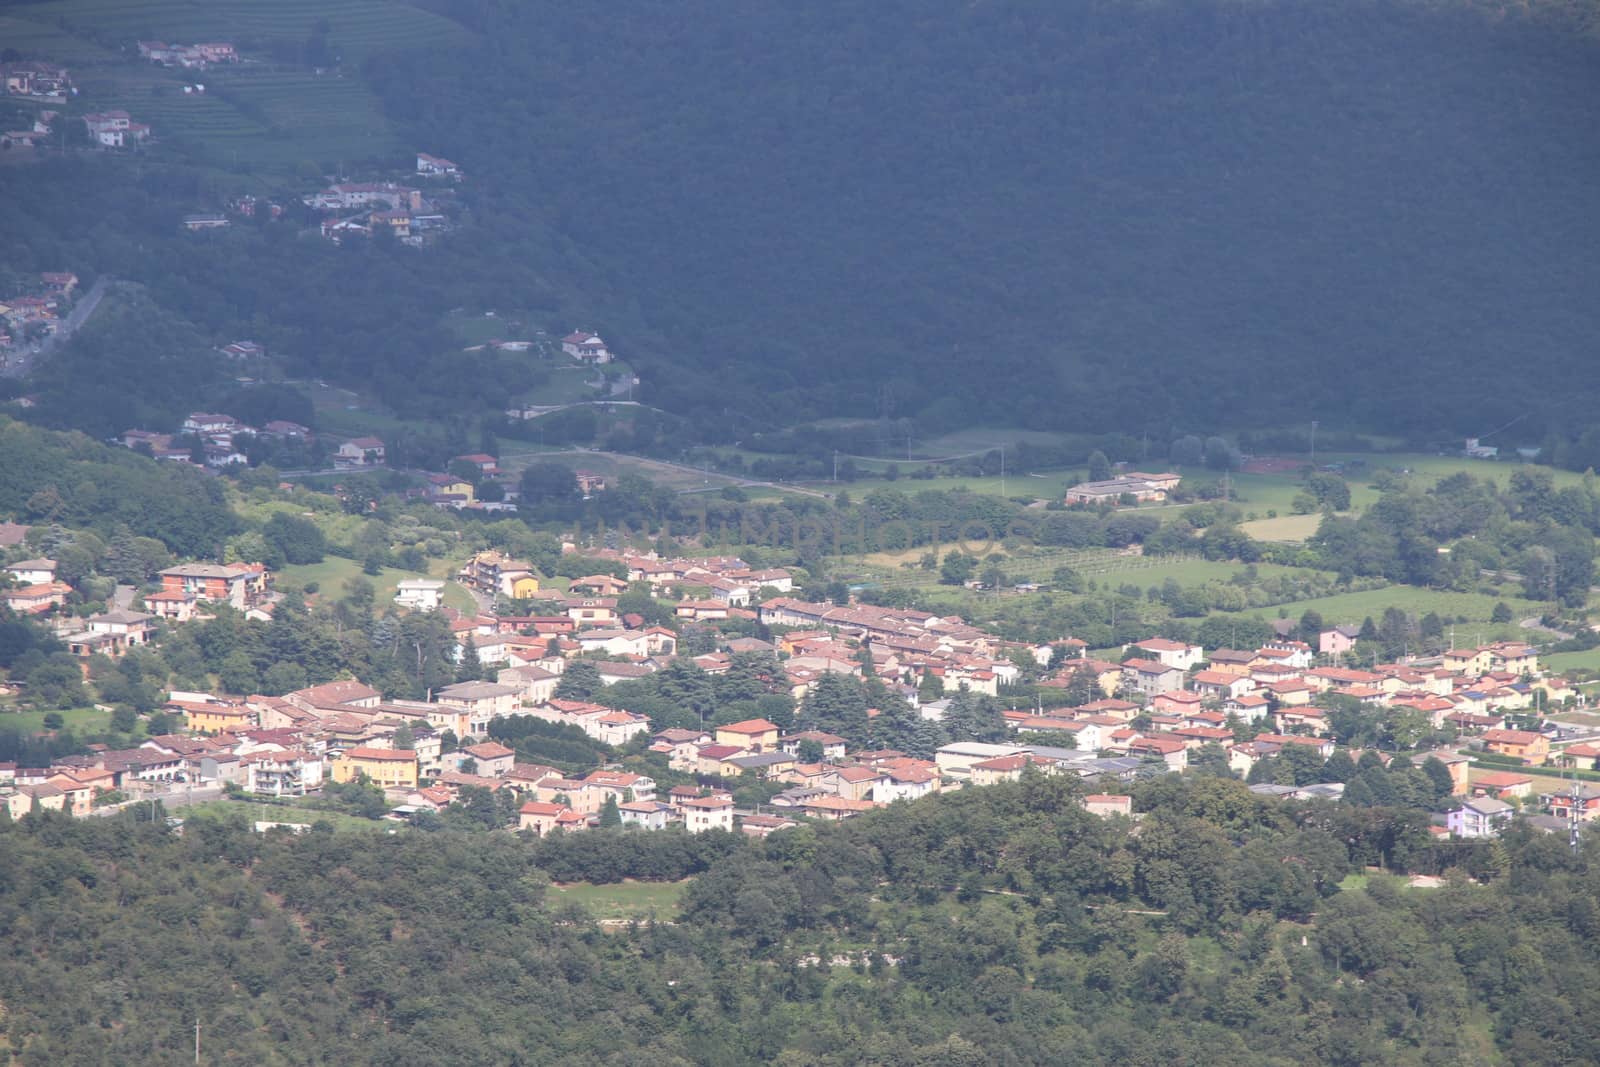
[3, 526, 1590, 841]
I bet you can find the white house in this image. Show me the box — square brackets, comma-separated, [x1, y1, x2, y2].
[560, 331, 612, 363]
[416, 152, 460, 178]
[1447, 797, 1513, 839]
[1127, 638, 1204, 671]
[394, 578, 445, 612]
[619, 800, 674, 830]
[334, 437, 385, 467]
[681, 795, 734, 834]
[7, 558, 56, 586]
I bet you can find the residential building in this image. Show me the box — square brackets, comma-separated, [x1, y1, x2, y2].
[7, 558, 55, 585]
[1319, 626, 1361, 657]
[394, 578, 446, 612]
[1545, 783, 1600, 824]
[1471, 771, 1533, 800]
[434, 681, 522, 733]
[681, 795, 734, 833]
[519, 801, 573, 836]
[1480, 729, 1550, 765]
[1120, 658, 1184, 696]
[3, 582, 71, 615]
[1077, 793, 1132, 818]
[619, 800, 674, 830]
[417, 152, 461, 178]
[461, 741, 516, 777]
[714, 718, 781, 752]
[560, 331, 612, 363]
[331, 748, 419, 790]
[158, 562, 270, 609]
[1127, 638, 1204, 671]
[334, 437, 386, 467]
[1447, 797, 1513, 839]
[801, 795, 877, 821]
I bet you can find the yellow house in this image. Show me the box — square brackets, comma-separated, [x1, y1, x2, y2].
[168, 699, 258, 735]
[714, 718, 781, 752]
[1441, 647, 1491, 675]
[507, 574, 541, 598]
[332, 747, 419, 789]
[1486, 642, 1538, 676]
[430, 476, 476, 501]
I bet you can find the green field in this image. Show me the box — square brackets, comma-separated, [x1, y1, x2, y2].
[0, 706, 114, 734]
[548, 879, 690, 921]
[1238, 514, 1324, 542]
[1257, 586, 1539, 634]
[776, 451, 1571, 520]
[1541, 649, 1600, 675]
[278, 556, 477, 614]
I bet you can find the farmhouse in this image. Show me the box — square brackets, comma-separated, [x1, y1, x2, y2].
[560, 331, 612, 363]
[335, 437, 386, 467]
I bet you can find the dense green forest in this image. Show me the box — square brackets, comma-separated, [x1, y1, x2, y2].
[4, 775, 1600, 1064]
[377, 0, 1600, 436]
[0, 418, 236, 557]
[3, 0, 1599, 443]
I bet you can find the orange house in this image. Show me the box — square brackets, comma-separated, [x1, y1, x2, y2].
[1480, 728, 1550, 765]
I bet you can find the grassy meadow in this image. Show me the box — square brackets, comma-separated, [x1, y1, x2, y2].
[548, 879, 690, 921]
[0, 706, 115, 734]
[278, 556, 477, 615]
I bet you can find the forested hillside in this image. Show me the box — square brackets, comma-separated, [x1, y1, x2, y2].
[376, 0, 1600, 436]
[4, 1, 1598, 442]
[4, 777, 1600, 1064]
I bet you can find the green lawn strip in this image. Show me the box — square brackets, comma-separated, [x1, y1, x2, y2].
[181, 797, 387, 832]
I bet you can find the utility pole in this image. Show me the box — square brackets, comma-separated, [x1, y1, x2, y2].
[832, 451, 839, 482]
[1310, 419, 1319, 468]
[195, 1018, 201, 1065]
[1000, 445, 1006, 498]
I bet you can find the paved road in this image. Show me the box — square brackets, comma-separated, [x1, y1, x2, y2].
[1521, 616, 1575, 641]
[91, 783, 224, 817]
[1, 274, 113, 379]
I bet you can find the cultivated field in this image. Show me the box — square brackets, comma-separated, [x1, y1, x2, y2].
[6, 0, 473, 171]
